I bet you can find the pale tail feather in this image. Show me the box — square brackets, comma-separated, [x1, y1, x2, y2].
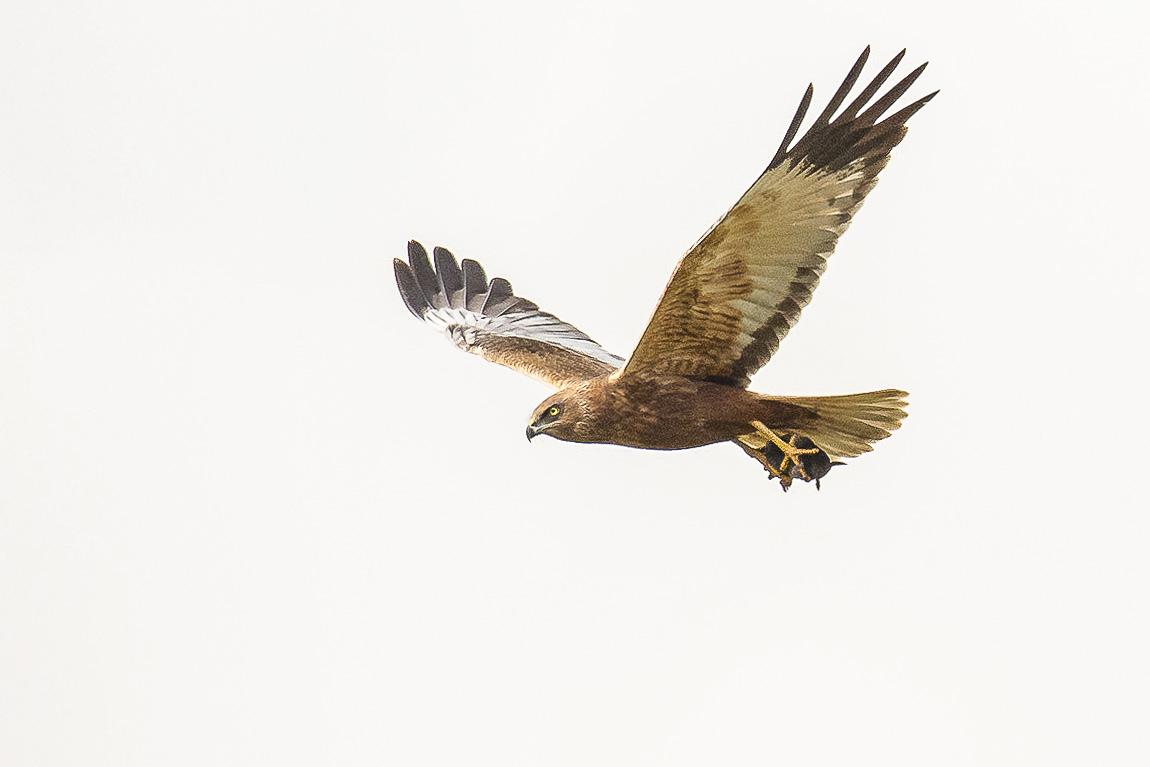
[768, 389, 908, 461]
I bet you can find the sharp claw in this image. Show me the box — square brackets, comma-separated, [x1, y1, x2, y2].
[740, 426, 836, 490]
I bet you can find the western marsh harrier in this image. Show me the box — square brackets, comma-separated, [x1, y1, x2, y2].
[395, 47, 935, 490]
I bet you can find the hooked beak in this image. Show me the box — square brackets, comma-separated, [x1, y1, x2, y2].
[526, 423, 539, 442]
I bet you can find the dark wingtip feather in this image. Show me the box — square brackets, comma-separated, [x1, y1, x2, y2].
[482, 273, 538, 315]
[407, 240, 442, 309]
[775, 49, 934, 174]
[394, 258, 430, 319]
[433, 246, 463, 306]
[810, 47, 871, 128]
[858, 61, 929, 124]
[838, 48, 906, 122]
[768, 46, 925, 172]
[880, 89, 938, 128]
[769, 83, 814, 169]
[481, 277, 515, 314]
[461, 258, 489, 311]
[399, 242, 539, 318]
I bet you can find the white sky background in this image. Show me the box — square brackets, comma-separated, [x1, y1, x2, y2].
[2, 1, 1147, 764]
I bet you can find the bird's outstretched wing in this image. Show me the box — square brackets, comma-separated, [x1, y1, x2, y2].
[395, 241, 624, 388]
[623, 47, 937, 387]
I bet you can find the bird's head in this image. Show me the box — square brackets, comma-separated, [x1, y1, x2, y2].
[526, 388, 589, 443]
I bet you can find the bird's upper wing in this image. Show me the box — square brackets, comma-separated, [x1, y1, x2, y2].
[622, 47, 936, 387]
[395, 241, 624, 389]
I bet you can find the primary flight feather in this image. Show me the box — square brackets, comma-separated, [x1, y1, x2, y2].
[394, 47, 935, 490]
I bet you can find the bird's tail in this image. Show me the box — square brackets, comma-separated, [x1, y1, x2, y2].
[766, 389, 908, 461]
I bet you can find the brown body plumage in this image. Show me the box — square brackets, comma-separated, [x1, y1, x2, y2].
[528, 374, 812, 450]
[395, 47, 934, 490]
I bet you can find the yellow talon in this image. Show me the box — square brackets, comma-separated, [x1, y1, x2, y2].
[749, 421, 821, 481]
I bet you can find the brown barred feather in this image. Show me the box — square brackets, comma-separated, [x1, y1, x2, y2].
[622, 48, 935, 388]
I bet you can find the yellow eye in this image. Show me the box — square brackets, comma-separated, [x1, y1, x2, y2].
[547, 406, 560, 417]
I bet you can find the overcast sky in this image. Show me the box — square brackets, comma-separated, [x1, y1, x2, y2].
[2, 1, 1147, 765]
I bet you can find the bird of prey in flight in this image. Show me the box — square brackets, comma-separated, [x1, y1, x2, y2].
[395, 47, 935, 490]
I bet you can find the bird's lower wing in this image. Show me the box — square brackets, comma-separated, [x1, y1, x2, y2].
[622, 47, 936, 387]
[395, 241, 624, 389]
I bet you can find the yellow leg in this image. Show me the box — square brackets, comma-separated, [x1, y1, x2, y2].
[750, 421, 821, 481]
[735, 437, 793, 490]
